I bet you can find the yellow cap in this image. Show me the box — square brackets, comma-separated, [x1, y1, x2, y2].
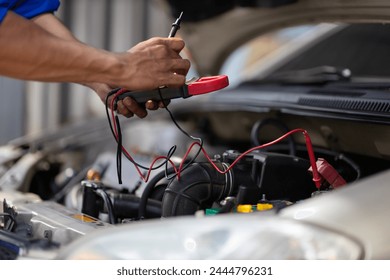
[237, 204, 253, 213]
[257, 203, 273, 211]
[86, 169, 101, 181]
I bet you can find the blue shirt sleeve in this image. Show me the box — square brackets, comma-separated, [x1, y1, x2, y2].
[0, 6, 7, 22]
[0, 0, 60, 23]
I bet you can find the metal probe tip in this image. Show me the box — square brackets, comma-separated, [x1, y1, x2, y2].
[168, 11, 183, 38]
[177, 11, 183, 21]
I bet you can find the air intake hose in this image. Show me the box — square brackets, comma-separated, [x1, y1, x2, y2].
[162, 162, 233, 217]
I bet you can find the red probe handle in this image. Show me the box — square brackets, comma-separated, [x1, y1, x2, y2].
[188, 75, 229, 96]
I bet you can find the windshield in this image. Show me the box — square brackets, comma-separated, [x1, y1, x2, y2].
[274, 24, 390, 78]
[221, 23, 390, 86]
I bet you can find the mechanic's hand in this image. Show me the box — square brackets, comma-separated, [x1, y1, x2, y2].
[88, 37, 188, 118]
[86, 82, 168, 118]
[114, 37, 190, 90]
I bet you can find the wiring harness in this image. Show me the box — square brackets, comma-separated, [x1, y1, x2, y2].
[105, 88, 322, 189]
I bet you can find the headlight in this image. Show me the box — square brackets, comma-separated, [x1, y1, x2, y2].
[57, 214, 362, 260]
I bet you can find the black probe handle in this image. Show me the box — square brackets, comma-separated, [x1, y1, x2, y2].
[116, 86, 190, 104]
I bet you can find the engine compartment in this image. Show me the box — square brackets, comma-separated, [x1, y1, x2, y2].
[0, 104, 389, 259]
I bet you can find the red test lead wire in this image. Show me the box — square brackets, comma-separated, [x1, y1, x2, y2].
[110, 93, 321, 189]
[110, 90, 178, 182]
[176, 128, 322, 189]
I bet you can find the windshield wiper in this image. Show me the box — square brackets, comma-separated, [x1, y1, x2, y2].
[258, 65, 352, 84]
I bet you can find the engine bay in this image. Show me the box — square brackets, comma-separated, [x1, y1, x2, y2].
[1, 97, 388, 260]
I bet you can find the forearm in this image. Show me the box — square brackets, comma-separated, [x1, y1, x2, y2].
[32, 13, 76, 41]
[32, 13, 110, 93]
[31, 13, 159, 118]
[0, 12, 122, 85]
[0, 10, 189, 101]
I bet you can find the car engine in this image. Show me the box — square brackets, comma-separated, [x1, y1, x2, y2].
[2, 97, 384, 260]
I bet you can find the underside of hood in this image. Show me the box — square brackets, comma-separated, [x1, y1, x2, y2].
[164, 0, 390, 75]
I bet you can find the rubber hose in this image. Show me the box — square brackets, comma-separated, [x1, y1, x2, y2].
[113, 193, 162, 219]
[162, 162, 233, 217]
[138, 167, 176, 219]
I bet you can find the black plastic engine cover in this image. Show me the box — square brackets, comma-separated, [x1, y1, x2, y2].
[162, 151, 317, 217]
[253, 152, 317, 201]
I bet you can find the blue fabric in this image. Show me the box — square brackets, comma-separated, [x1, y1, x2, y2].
[0, 0, 60, 23]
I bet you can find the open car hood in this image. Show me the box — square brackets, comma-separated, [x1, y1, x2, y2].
[164, 0, 390, 75]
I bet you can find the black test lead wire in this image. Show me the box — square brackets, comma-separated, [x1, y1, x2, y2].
[157, 88, 204, 180]
[105, 11, 205, 184]
[105, 89, 178, 184]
